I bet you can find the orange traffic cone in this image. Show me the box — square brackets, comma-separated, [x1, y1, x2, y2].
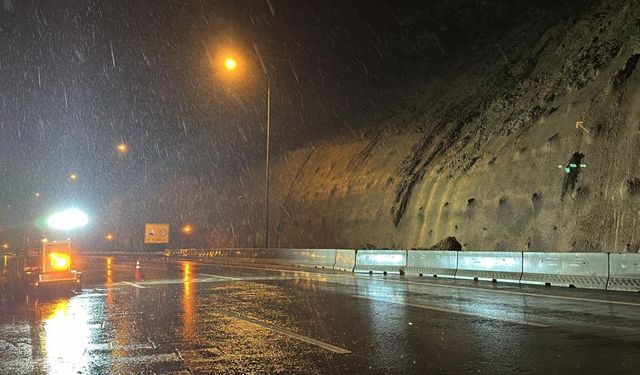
[135, 260, 144, 282]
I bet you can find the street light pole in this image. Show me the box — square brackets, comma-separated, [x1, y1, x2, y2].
[265, 81, 271, 249]
[219, 53, 271, 248]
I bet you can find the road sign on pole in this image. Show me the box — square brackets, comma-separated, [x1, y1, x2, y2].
[144, 223, 170, 244]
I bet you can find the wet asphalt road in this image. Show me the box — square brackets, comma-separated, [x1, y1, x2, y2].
[1, 256, 640, 374]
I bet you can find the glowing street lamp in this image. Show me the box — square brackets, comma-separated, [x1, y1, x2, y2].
[182, 225, 193, 235]
[69, 173, 78, 182]
[117, 143, 128, 154]
[105, 233, 114, 241]
[224, 57, 238, 71]
[220, 51, 272, 248]
[2, 243, 9, 250]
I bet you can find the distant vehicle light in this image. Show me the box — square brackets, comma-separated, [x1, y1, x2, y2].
[46, 208, 89, 231]
[49, 252, 70, 271]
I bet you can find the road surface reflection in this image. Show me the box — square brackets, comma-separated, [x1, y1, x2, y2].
[43, 299, 90, 373]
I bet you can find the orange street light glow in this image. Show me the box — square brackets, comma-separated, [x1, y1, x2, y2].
[69, 173, 78, 181]
[2, 243, 8, 249]
[182, 225, 193, 235]
[117, 143, 128, 154]
[106, 234, 114, 241]
[224, 57, 238, 71]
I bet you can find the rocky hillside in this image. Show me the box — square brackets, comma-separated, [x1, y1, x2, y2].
[135, 0, 640, 252]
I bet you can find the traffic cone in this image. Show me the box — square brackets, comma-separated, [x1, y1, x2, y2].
[135, 260, 144, 282]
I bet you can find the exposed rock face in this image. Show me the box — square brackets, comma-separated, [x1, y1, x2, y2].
[142, 1, 640, 252]
[428, 237, 462, 251]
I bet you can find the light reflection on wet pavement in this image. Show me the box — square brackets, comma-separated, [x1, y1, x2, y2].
[1, 256, 640, 374]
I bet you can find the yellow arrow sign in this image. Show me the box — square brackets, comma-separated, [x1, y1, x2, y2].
[576, 121, 589, 133]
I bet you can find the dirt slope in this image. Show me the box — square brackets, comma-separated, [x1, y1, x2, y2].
[144, 1, 640, 252]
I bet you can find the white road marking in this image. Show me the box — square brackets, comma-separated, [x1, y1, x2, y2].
[197, 262, 640, 308]
[113, 352, 182, 364]
[351, 294, 549, 328]
[212, 308, 351, 354]
[87, 342, 154, 351]
[121, 281, 146, 289]
[200, 272, 241, 281]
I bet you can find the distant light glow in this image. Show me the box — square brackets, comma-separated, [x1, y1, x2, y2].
[117, 143, 128, 154]
[182, 224, 193, 235]
[2, 243, 8, 250]
[224, 57, 238, 71]
[47, 208, 89, 231]
[69, 173, 78, 181]
[105, 233, 114, 241]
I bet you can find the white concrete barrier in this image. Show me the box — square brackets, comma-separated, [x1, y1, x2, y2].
[521, 252, 609, 289]
[456, 251, 522, 283]
[404, 250, 457, 278]
[334, 250, 356, 272]
[181, 248, 337, 269]
[607, 253, 640, 292]
[297, 249, 336, 269]
[190, 249, 301, 266]
[354, 250, 407, 274]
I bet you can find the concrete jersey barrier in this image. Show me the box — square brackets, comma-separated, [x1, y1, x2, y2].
[521, 252, 609, 290]
[455, 251, 522, 283]
[334, 249, 356, 272]
[607, 253, 640, 292]
[298, 249, 336, 269]
[164, 248, 640, 293]
[354, 250, 407, 274]
[178, 248, 337, 269]
[404, 250, 457, 278]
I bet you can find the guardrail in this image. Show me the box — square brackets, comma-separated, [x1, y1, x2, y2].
[92, 248, 640, 293]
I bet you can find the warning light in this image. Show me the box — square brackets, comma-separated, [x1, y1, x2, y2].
[49, 252, 70, 271]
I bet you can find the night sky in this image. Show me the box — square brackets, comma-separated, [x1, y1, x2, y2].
[1, 0, 568, 247]
[1, 0, 427, 237]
